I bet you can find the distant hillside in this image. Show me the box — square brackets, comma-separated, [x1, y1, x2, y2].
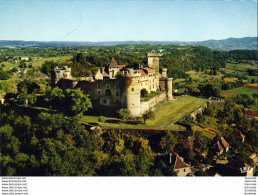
[191, 37, 257, 50]
[0, 37, 257, 50]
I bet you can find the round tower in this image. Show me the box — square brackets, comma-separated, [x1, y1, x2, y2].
[166, 78, 173, 101]
[125, 74, 141, 117]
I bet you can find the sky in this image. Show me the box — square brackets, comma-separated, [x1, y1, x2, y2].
[0, 0, 257, 42]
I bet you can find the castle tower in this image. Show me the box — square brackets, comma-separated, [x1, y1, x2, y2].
[108, 57, 120, 79]
[147, 50, 162, 73]
[166, 78, 173, 101]
[161, 68, 167, 78]
[121, 70, 141, 117]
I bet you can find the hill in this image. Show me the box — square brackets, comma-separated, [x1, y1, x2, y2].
[0, 37, 257, 50]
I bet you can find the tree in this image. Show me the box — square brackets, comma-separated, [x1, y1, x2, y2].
[160, 131, 177, 152]
[41, 60, 59, 76]
[19, 60, 27, 69]
[117, 109, 131, 122]
[63, 88, 92, 117]
[194, 131, 210, 153]
[142, 110, 155, 124]
[0, 70, 11, 80]
[140, 88, 148, 97]
[98, 116, 105, 122]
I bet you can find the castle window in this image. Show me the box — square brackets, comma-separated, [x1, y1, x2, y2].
[106, 84, 110, 89]
[184, 169, 186, 172]
[98, 91, 101, 95]
[97, 83, 101, 88]
[105, 89, 112, 96]
[102, 99, 107, 104]
[131, 88, 134, 92]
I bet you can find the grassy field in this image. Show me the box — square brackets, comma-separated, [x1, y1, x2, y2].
[247, 76, 258, 82]
[2, 56, 73, 70]
[186, 70, 224, 82]
[221, 85, 257, 96]
[223, 77, 238, 83]
[225, 63, 257, 71]
[81, 96, 208, 130]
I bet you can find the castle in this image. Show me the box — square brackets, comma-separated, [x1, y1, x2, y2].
[51, 51, 173, 117]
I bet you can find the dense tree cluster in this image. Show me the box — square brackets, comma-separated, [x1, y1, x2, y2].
[0, 105, 180, 176]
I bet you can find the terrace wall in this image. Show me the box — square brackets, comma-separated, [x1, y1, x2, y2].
[140, 91, 167, 114]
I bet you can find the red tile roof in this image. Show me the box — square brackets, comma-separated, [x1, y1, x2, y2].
[221, 137, 229, 149]
[138, 69, 148, 77]
[118, 65, 126, 70]
[216, 141, 224, 152]
[101, 67, 109, 77]
[109, 57, 119, 68]
[174, 154, 190, 169]
[244, 110, 258, 118]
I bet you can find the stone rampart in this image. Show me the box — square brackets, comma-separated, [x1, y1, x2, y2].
[140, 91, 167, 114]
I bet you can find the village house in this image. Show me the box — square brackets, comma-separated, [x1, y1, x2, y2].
[51, 51, 173, 117]
[214, 137, 229, 155]
[171, 153, 191, 176]
[215, 160, 254, 176]
[244, 109, 258, 120]
[19, 56, 29, 61]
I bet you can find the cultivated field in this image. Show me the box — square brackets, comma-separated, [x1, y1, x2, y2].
[221, 84, 257, 97]
[192, 124, 220, 139]
[2, 56, 73, 70]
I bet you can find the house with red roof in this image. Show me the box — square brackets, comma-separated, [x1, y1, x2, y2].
[171, 153, 191, 176]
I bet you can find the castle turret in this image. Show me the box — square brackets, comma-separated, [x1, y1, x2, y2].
[166, 78, 173, 101]
[147, 50, 162, 73]
[51, 66, 72, 85]
[161, 68, 167, 78]
[108, 57, 120, 79]
[120, 70, 141, 117]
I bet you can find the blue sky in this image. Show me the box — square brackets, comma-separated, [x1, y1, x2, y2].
[0, 0, 257, 42]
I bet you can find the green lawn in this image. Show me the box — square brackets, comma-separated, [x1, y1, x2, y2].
[140, 90, 164, 101]
[81, 96, 208, 130]
[222, 86, 257, 95]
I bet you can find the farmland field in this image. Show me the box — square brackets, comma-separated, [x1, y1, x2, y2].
[221, 85, 257, 96]
[2, 55, 73, 70]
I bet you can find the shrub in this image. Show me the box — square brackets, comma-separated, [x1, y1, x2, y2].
[140, 88, 148, 97]
[98, 116, 105, 122]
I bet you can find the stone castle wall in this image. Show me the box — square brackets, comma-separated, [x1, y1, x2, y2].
[140, 91, 167, 114]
